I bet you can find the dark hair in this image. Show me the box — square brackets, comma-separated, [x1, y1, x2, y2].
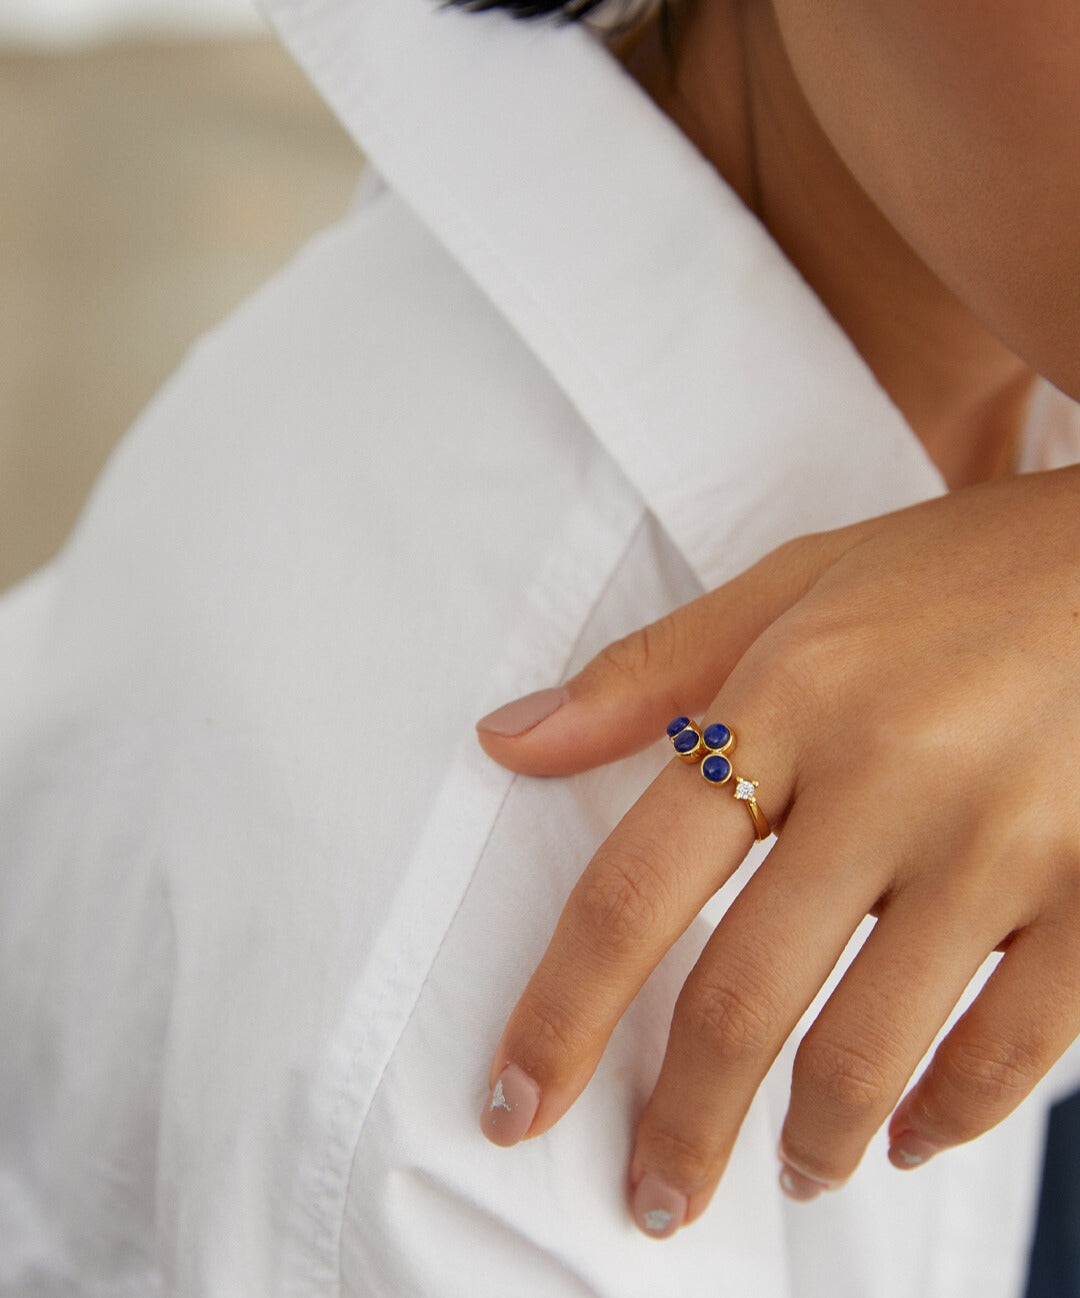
[443, 1, 611, 18]
[442, 0, 674, 52]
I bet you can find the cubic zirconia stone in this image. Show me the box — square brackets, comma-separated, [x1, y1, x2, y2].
[735, 779, 756, 801]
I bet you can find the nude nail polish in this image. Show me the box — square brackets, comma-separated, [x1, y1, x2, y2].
[475, 687, 569, 737]
[888, 1133, 940, 1169]
[779, 1162, 824, 1202]
[632, 1173, 688, 1239]
[775, 1140, 843, 1192]
[480, 1063, 541, 1147]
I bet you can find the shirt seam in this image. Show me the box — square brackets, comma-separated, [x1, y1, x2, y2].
[337, 510, 651, 1297]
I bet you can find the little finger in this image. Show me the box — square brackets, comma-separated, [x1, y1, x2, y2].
[779, 883, 1008, 1193]
[888, 914, 1080, 1169]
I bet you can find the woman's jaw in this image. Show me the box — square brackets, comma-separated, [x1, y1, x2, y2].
[616, 0, 1079, 489]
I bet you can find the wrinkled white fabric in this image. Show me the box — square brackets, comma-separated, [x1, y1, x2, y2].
[1, 1, 1078, 1295]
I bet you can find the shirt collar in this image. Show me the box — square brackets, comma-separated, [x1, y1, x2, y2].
[258, 0, 946, 587]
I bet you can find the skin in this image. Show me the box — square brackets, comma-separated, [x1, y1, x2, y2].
[475, 0, 1080, 1236]
[614, 0, 1080, 487]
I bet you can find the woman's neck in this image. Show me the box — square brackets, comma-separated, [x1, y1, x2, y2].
[612, 0, 1037, 490]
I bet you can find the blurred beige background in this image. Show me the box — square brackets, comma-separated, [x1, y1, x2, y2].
[0, 30, 363, 593]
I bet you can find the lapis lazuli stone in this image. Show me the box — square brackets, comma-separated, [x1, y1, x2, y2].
[702, 754, 732, 784]
[666, 715, 691, 738]
[703, 723, 731, 751]
[673, 728, 699, 754]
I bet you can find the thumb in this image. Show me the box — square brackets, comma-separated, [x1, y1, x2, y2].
[474, 529, 851, 778]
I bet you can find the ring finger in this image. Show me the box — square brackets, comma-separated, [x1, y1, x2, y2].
[627, 787, 894, 1234]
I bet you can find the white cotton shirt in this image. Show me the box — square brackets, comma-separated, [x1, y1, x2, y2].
[2, 1, 1079, 1295]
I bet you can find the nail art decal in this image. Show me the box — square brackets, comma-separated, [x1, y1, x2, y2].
[480, 1063, 541, 1146]
[489, 1079, 511, 1113]
[888, 1132, 940, 1170]
[632, 1172, 688, 1238]
[643, 1208, 674, 1233]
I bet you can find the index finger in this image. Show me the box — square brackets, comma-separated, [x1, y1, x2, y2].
[479, 705, 793, 1147]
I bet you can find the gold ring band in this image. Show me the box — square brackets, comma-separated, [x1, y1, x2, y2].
[732, 776, 771, 840]
[666, 717, 771, 840]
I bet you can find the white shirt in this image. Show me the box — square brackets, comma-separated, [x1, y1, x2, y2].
[2, 1, 1078, 1294]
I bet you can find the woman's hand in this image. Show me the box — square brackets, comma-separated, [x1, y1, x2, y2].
[474, 464, 1080, 1237]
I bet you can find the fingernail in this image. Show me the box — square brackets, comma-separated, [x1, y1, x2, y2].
[779, 1162, 824, 1202]
[476, 687, 569, 737]
[480, 1063, 541, 1147]
[888, 1132, 940, 1169]
[632, 1172, 688, 1239]
[775, 1140, 843, 1192]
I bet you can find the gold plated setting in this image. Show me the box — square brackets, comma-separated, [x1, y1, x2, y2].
[668, 718, 706, 763]
[666, 717, 771, 841]
[732, 776, 770, 840]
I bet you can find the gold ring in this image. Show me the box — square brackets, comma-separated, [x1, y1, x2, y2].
[666, 717, 771, 841]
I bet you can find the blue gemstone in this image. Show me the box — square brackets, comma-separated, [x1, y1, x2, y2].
[703, 723, 731, 751]
[673, 728, 699, 754]
[666, 715, 691, 738]
[702, 754, 731, 784]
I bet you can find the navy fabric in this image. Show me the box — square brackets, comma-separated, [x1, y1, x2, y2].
[1025, 1089, 1080, 1297]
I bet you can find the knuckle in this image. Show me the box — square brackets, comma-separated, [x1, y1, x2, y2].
[639, 1120, 715, 1191]
[677, 970, 779, 1060]
[1045, 839, 1080, 914]
[575, 844, 674, 958]
[751, 615, 847, 726]
[794, 1036, 892, 1119]
[743, 533, 827, 610]
[586, 613, 682, 686]
[638, 614, 682, 676]
[937, 1032, 1041, 1116]
[513, 989, 591, 1076]
[589, 637, 640, 685]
